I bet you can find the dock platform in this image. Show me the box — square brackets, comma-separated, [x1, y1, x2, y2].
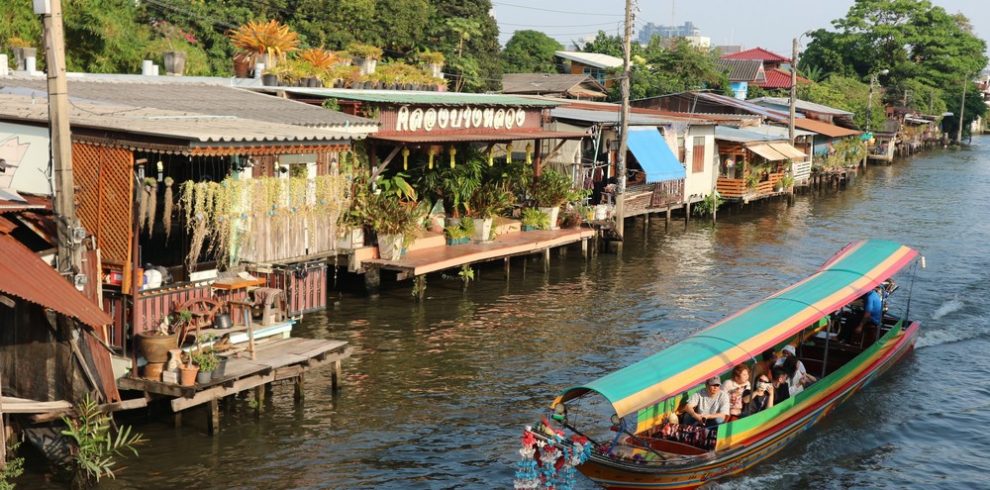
[362, 227, 596, 280]
[119, 336, 351, 434]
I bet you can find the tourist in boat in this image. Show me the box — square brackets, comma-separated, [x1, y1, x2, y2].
[841, 285, 884, 344]
[771, 366, 791, 403]
[683, 377, 730, 428]
[721, 365, 751, 420]
[752, 349, 777, 386]
[745, 374, 775, 415]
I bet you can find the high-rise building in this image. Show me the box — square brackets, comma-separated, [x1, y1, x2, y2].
[638, 21, 700, 44]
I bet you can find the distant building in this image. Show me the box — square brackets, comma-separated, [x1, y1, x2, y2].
[638, 21, 710, 49]
[638, 21, 700, 44]
[554, 51, 623, 87]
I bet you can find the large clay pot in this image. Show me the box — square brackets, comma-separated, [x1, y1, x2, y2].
[179, 365, 199, 387]
[377, 233, 404, 261]
[473, 218, 493, 242]
[136, 332, 178, 363]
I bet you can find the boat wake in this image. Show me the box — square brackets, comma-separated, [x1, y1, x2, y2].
[931, 297, 964, 320]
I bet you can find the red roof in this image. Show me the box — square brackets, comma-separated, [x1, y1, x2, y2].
[756, 68, 811, 89]
[0, 234, 112, 329]
[722, 47, 790, 63]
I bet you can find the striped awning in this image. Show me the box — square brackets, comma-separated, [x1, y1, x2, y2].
[553, 240, 920, 418]
[747, 143, 788, 161]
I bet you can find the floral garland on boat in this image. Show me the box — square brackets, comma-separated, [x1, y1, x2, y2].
[514, 423, 591, 490]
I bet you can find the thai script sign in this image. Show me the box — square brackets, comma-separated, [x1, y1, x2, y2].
[394, 105, 530, 132]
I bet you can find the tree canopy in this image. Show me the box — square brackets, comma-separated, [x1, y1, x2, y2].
[799, 0, 987, 137]
[502, 30, 561, 74]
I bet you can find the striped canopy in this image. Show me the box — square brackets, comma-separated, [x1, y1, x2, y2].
[554, 240, 919, 418]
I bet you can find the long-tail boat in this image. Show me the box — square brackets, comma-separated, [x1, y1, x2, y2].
[515, 240, 924, 490]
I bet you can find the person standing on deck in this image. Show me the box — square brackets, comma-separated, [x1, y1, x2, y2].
[684, 377, 730, 428]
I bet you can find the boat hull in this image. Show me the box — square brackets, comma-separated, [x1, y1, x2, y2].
[580, 320, 920, 490]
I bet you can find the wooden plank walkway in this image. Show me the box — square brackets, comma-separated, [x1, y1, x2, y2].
[118, 336, 351, 434]
[363, 227, 596, 277]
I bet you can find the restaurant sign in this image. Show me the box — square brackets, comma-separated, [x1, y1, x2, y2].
[394, 105, 534, 133]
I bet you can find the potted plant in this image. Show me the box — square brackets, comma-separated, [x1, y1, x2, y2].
[229, 19, 299, 70]
[7, 37, 35, 71]
[468, 182, 513, 242]
[136, 309, 188, 365]
[531, 169, 577, 230]
[367, 193, 419, 260]
[521, 208, 549, 231]
[192, 349, 219, 384]
[337, 181, 368, 250]
[780, 174, 795, 191]
[348, 43, 383, 75]
[745, 172, 760, 190]
[444, 221, 471, 245]
[178, 351, 199, 387]
[416, 50, 445, 79]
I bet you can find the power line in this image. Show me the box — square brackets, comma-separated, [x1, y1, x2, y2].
[492, 1, 623, 17]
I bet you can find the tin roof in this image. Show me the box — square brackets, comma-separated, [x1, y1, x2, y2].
[792, 118, 862, 138]
[554, 51, 624, 70]
[0, 94, 358, 148]
[714, 59, 766, 82]
[715, 125, 782, 143]
[502, 74, 607, 98]
[721, 47, 790, 63]
[257, 87, 562, 107]
[0, 76, 376, 132]
[0, 194, 50, 214]
[750, 96, 853, 116]
[552, 107, 681, 126]
[0, 233, 112, 328]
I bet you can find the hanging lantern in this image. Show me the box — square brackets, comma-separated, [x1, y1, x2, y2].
[487, 146, 495, 166]
[402, 147, 410, 171]
[505, 143, 513, 164]
[525, 143, 533, 165]
[449, 146, 457, 169]
[428, 148, 435, 170]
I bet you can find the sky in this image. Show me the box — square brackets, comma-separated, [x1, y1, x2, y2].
[492, 0, 990, 56]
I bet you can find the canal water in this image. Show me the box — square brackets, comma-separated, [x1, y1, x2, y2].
[38, 139, 990, 489]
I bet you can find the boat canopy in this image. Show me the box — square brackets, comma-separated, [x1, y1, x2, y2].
[553, 240, 919, 418]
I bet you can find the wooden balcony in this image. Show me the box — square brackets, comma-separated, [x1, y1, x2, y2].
[716, 173, 786, 203]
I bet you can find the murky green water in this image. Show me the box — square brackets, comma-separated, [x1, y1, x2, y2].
[22, 139, 990, 489]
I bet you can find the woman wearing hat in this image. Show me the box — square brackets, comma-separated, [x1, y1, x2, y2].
[775, 344, 817, 395]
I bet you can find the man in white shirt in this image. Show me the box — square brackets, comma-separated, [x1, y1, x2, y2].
[684, 376, 730, 428]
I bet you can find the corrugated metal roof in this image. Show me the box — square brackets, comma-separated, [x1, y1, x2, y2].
[262, 87, 562, 107]
[551, 107, 680, 126]
[792, 118, 862, 138]
[0, 233, 112, 328]
[750, 96, 853, 116]
[0, 93, 358, 145]
[715, 125, 781, 143]
[554, 51, 623, 69]
[721, 47, 790, 63]
[0, 77, 376, 131]
[502, 73, 606, 97]
[0, 194, 50, 213]
[714, 59, 765, 82]
[742, 124, 815, 139]
[372, 130, 587, 144]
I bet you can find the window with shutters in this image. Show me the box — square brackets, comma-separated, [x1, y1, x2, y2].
[692, 136, 705, 173]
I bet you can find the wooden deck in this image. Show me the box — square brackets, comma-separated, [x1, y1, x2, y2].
[363, 227, 596, 278]
[118, 336, 351, 434]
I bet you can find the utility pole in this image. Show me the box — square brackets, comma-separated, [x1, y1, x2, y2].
[41, 0, 83, 276]
[615, 0, 633, 240]
[957, 76, 968, 144]
[788, 36, 798, 145]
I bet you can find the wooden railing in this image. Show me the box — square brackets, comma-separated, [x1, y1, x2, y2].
[716, 172, 785, 201]
[622, 179, 685, 216]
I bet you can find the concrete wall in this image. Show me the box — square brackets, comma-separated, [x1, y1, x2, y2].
[683, 125, 716, 202]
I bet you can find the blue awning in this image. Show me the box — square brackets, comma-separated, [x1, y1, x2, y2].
[627, 127, 686, 183]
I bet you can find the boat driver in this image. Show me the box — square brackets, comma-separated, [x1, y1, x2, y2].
[684, 377, 730, 428]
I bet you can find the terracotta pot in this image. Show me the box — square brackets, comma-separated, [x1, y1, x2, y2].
[136, 332, 178, 363]
[179, 365, 199, 387]
[143, 362, 164, 381]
